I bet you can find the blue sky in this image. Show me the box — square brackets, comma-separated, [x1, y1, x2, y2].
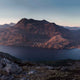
[0, 0, 80, 26]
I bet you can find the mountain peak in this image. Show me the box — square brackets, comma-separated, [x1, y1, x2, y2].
[42, 20, 49, 24]
[17, 18, 38, 25]
[18, 18, 49, 24]
[15, 18, 57, 29]
[18, 18, 28, 23]
[21, 18, 28, 21]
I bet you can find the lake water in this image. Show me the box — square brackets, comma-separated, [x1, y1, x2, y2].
[0, 46, 80, 61]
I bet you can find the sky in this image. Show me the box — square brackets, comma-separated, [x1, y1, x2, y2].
[0, 0, 80, 26]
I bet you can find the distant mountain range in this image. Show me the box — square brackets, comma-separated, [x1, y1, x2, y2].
[0, 23, 15, 28]
[64, 26, 80, 30]
[0, 18, 80, 49]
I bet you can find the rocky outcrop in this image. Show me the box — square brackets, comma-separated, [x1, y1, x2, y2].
[0, 52, 22, 80]
[0, 58, 22, 74]
[0, 52, 36, 80]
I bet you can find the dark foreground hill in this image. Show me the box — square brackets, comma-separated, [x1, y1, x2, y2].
[0, 18, 80, 49]
[0, 52, 80, 80]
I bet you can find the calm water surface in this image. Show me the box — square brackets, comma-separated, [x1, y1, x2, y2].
[0, 46, 80, 61]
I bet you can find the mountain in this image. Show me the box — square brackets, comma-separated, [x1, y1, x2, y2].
[64, 26, 80, 30]
[9, 23, 15, 26]
[0, 18, 79, 49]
[0, 23, 15, 28]
[0, 24, 11, 28]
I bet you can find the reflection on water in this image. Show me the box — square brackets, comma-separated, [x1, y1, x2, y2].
[0, 46, 80, 61]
